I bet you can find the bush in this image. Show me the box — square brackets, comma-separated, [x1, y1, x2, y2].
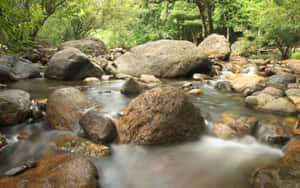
[291, 52, 300, 59]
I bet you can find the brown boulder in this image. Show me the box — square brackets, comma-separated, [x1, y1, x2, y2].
[116, 86, 205, 144]
[199, 34, 231, 60]
[46, 87, 96, 131]
[231, 75, 266, 94]
[0, 154, 99, 188]
[79, 109, 117, 144]
[283, 137, 300, 168]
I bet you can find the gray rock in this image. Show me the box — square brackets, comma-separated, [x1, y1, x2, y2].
[0, 56, 40, 82]
[266, 74, 296, 89]
[215, 81, 232, 92]
[45, 47, 104, 80]
[60, 37, 107, 56]
[116, 40, 211, 78]
[120, 78, 147, 96]
[0, 89, 31, 125]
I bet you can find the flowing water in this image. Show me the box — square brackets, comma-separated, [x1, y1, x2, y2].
[0, 77, 285, 187]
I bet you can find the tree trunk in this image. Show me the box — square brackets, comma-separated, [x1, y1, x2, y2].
[224, 13, 230, 41]
[206, 2, 214, 34]
[162, 1, 169, 24]
[196, 1, 208, 38]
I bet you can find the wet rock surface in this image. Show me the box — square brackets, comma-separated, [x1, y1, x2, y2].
[0, 154, 99, 188]
[116, 86, 205, 144]
[54, 134, 111, 158]
[46, 87, 96, 131]
[213, 112, 257, 139]
[79, 109, 117, 144]
[0, 89, 31, 125]
[0, 55, 40, 82]
[45, 47, 104, 80]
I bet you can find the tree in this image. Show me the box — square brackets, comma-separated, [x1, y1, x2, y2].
[250, 0, 300, 59]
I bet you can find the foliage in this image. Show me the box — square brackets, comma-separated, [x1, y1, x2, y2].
[291, 52, 300, 59]
[248, 0, 300, 59]
[1, 0, 299, 55]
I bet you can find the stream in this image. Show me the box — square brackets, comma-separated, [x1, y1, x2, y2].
[0, 74, 287, 188]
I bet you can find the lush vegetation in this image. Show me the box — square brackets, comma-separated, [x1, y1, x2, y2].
[0, 0, 299, 58]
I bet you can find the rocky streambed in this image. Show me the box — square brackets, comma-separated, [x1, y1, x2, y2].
[1, 37, 300, 187]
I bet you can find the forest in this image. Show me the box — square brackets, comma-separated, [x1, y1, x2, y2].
[0, 0, 299, 59]
[1, 1, 300, 188]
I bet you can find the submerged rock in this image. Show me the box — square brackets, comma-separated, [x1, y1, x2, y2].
[0, 89, 31, 126]
[46, 87, 96, 132]
[0, 154, 99, 188]
[45, 47, 104, 80]
[120, 78, 149, 96]
[255, 119, 291, 145]
[54, 134, 111, 158]
[79, 109, 117, 144]
[116, 86, 205, 144]
[215, 81, 232, 92]
[199, 34, 231, 60]
[116, 40, 211, 78]
[61, 37, 107, 56]
[213, 112, 257, 139]
[0, 55, 40, 82]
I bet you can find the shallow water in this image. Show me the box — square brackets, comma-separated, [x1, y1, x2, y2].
[1, 78, 286, 187]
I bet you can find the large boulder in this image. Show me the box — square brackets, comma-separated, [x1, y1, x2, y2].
[199, 34, 231, 60]
[0, 89, 31, 125]
[116, 86, 205, 144]
[116, 40, 211, 78]
[0, 154, 99, 188]
[79, 109, 117, 144]
[61, 37, 107, 56]
[0, 55, 40, 82]
[45, 47, 104, 80]
[46, 87, 96, 132]
[231, 75, 266, 94]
